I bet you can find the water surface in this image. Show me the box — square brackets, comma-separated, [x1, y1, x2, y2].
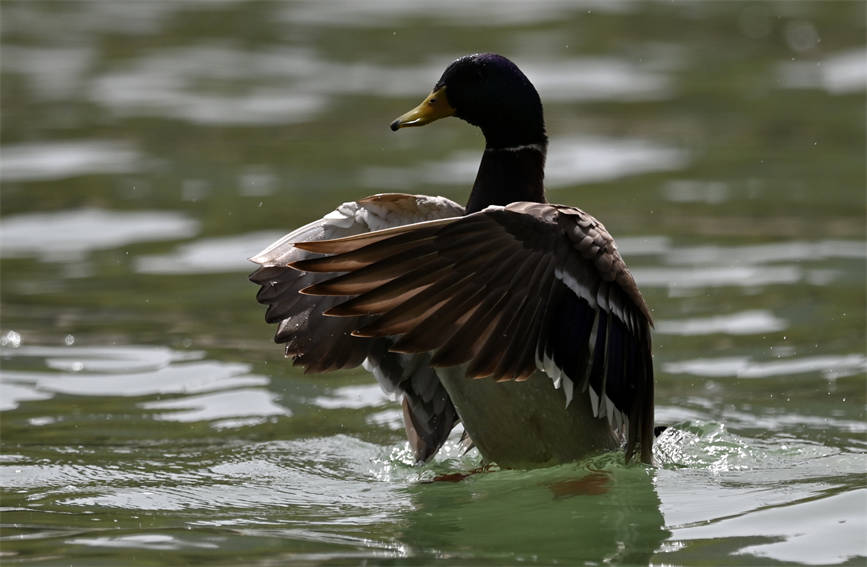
[1, 1, 865, 565]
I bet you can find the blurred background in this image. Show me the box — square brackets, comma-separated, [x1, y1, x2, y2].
[1, 1, 865, 565]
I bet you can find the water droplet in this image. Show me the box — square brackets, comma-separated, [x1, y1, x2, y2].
[785, 20, 820, 53]
[1, 330, 21, 348]
[64, 334, 75, 346]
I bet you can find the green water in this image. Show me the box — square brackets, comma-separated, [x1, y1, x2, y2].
[1, 1, 865, 565]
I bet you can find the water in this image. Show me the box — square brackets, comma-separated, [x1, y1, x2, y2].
[1, 1, 865, 565]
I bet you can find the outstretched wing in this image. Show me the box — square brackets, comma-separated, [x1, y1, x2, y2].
[289, 201, 655, 463]
[250, 193, 465, 462]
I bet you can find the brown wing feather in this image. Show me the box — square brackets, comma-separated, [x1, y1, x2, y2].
[250, 193, 466, 463]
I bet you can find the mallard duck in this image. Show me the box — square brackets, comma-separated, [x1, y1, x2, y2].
[250, 53, 654, 467]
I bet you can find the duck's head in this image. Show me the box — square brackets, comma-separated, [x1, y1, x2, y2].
[390, 53, 546, 149]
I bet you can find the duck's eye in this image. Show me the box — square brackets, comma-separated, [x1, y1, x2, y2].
[428, 98, 436, 104]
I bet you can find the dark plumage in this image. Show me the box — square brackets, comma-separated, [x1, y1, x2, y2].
[250, 53, 655, 467]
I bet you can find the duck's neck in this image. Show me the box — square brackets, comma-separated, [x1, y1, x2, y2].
[465, 140, 547, 214]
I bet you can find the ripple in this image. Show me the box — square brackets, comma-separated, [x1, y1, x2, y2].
[525, 57, 673, 102]
[655, 310, 787, 336]
[87, 42, 677, 127]
[621, 237, 864, 292]
[24, 344, 199, 373]
[2, 361, 264, 398]
[662, 179, 730, 204]
[655, 427, 867, 566]
[3, 0, 180, 39]
[664, 240, 866, 266]
[1, 45, 94, 100]
[0, 140, 143, 182]
[69, 534, 219, 551]
[141, 388, 290, 423]
[135, 231, 282, 274]
[367, 408, 404, 430]
[313, 384, 391, 410]
[0, 208, 199, 262]
[0, 344, 268, 409]
[60, 437, 412, 515]
[280, 0, 636, 27]
[609, 237, 865, 266]
[777, 47, 867, 94]
[663, 353, 867, 380]
[0, 382, 52, 412]
[722, 409, 867, 434]
[362, 135, 689, 190]
[632, 265, 802, 289]
[88, 45, 328, 125]
[653, 422, 859, 473]
[1, 462, 150, 490]
[612, 236, 671, 256]
[673, 488, 867, 565]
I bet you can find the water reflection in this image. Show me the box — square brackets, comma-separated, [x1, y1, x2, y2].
[88, 45, 437, 125]
[664, 353, 867, 380]
[663, 240, 866, 265]
[70, 534, 219, 551]
[656, 310, 787, 336]
[1, 45, 94, 100]
[135, 231, 281, 275]
[0, 344, 269, 411]
[521, 56, 677, 102]
[777, 47, 867, 94]
[142, 388, 289, 425]
[281, 0, 636, 27]
[79, 40, 683, 127]
[680, 489, 866, 565]
[634, 264, 802, 289]
[400, 462, 667, 564]
[0, 208, 198, 262]
[312, 383, 391, 410]
[91, 46, 326, 125]
[362, 135, 689, 190]
[1, 0, 864, 565]
[0, 140, 143, 182]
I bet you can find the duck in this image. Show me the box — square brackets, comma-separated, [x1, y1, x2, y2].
[250, 53, 654, 468]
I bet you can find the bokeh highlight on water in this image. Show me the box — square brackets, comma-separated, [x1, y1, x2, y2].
[1, 1, 865, 565]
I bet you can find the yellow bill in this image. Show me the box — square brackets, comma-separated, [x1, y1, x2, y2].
[390, 86, 455, 131]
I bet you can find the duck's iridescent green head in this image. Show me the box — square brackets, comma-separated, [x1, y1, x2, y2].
[391, 53, 547, 149]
